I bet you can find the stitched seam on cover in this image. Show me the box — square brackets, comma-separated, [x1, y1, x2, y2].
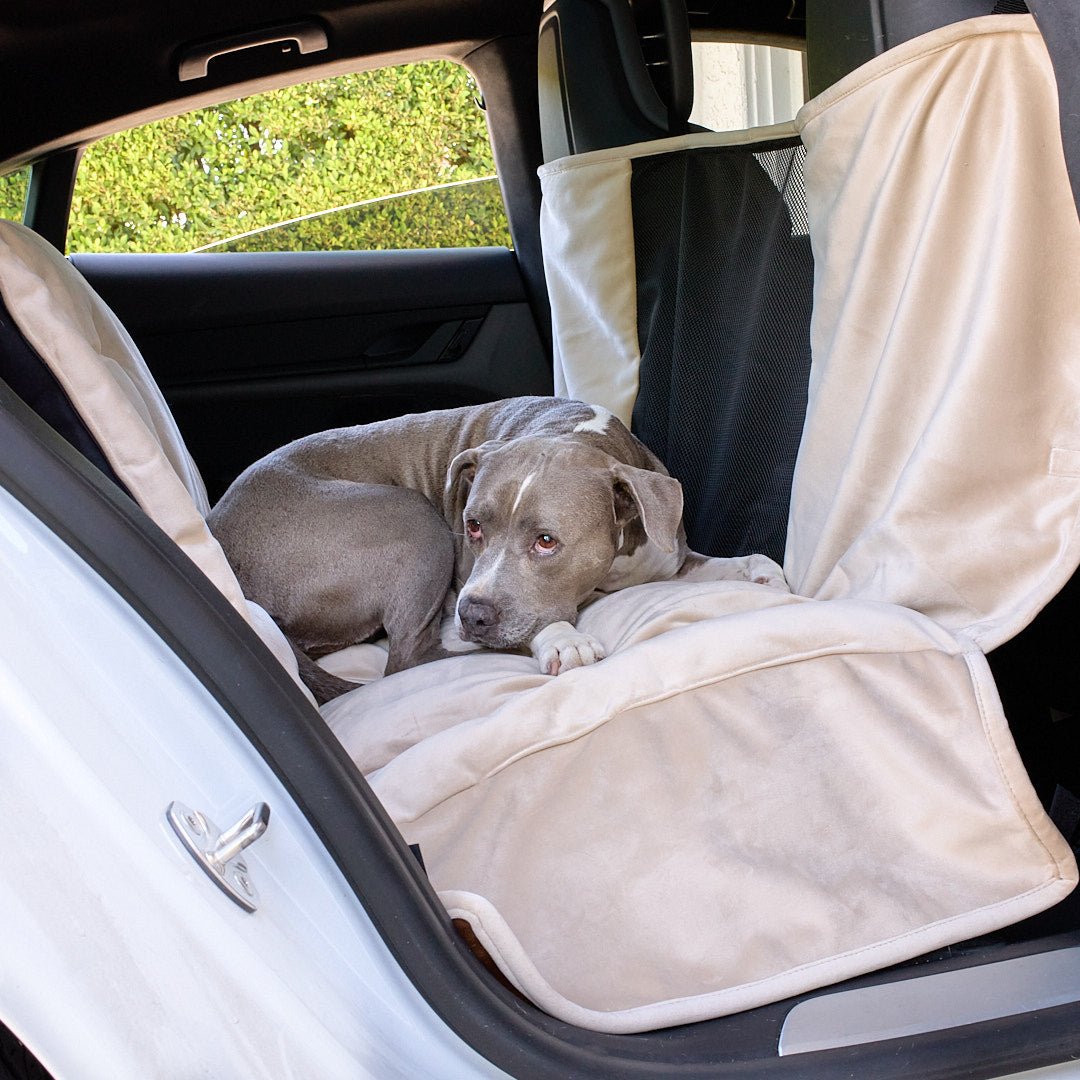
[538, 123, 799, 175]
[797, 19, 1036, 129]
[964, 651, 1062, 869]
[627, 879, 1066, 1015]
[442, 902, 532, 998]
[446, 879, 1066, 1022]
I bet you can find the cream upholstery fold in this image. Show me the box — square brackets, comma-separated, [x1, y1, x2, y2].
[0, 220, 313, 701]
[328, 582, 1074, 1031]
[787, 15, 1080, 652]
[325, 16, 1080, 1031]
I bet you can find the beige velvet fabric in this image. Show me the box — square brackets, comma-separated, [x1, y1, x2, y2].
[540, 154, 639, 423]
[0, 220, 313, 701]
[7, 13, 1069, 1035]
[328, 582, 1074, 1031]
[787, 15, 1080, 652]
[324, 16, 1080, 1032]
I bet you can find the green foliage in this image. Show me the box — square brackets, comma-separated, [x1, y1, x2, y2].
[213, 177, 508, 252]
[0, 168, 29, 221]
[67, 61, 511, 254]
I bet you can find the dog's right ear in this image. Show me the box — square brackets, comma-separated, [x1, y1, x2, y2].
[610, 463, 684, 553]
[445, 440, 506, 500]
[446, 447, 480, 499]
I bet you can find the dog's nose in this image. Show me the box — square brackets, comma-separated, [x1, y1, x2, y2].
[458, 597, 499, 637]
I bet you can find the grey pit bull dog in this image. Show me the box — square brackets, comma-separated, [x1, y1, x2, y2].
[209, 397, 787, 702]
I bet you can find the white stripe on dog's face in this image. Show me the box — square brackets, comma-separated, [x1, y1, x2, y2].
[510, 470, 536, 515]
[572, 406, 613, 435]
[460, 547, 510, 601]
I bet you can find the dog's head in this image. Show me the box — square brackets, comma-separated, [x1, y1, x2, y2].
[445, 434, 684, 649]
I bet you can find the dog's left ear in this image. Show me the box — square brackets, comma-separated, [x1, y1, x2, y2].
[610, 464, 684, 553]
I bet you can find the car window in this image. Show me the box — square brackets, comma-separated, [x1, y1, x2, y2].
[195, 175, 507, 253]
[67, 60, 512, 254]
[0, 166, 30, 221]
[688, 41, 806, 131]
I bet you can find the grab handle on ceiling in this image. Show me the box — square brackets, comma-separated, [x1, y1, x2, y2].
[177, 20, 329, 81]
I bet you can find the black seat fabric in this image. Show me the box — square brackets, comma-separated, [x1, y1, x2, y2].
[629, 136, 812, 563]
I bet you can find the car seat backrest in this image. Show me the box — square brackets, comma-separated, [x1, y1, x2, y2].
[540, 121, 813, 564]
[0, 219, 314, 702]
[0, 284, 127, 490]
[786, 14, 1080, 650]
[538, 0, 695, 161]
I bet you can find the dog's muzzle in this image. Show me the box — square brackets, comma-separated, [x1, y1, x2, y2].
[457, 596, 501, 643]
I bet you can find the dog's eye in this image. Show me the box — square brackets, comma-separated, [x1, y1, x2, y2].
[466, 518, 483, 541]
[533, 533, 559, 554]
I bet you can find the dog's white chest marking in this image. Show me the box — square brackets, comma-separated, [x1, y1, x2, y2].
[572, 407, 614, 435]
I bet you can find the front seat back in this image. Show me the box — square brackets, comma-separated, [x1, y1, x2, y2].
[0, 219, 313, 701]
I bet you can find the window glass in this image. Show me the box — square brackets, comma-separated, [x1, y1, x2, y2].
[68, 60, 511, 254]
[0, 167, 30, 222]
[688, 42, 806, 131]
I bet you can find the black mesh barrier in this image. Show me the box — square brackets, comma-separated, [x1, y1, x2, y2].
[630, 138, 813, 562]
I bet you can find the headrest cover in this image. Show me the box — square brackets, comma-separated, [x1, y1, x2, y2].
[539, 0, 694, 159]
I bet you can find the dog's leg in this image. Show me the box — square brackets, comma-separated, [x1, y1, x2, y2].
[529, 621, 607, 676]
[677, 551, 789, 590]
[285, 498, 455, 700]
[234, 481, 457, 694]
[377, 491, 458, 676]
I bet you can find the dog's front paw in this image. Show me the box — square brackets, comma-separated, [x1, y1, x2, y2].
[744, 554, 789, 590]
[530, 621, 606, 676]
[677, 551, 789, 590]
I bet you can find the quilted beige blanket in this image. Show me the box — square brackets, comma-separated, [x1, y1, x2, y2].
[325, 16, 1080, 1032]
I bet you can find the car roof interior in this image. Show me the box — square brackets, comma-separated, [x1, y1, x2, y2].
[0, 0, 1011, 170]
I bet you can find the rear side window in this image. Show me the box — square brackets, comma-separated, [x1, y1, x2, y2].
[0, 167, 30, 222]
[67, 60, 511, 254]
[688, 42, 806, 131]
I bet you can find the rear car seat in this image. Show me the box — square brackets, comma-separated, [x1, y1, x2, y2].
[1, 1, 1079, 1037]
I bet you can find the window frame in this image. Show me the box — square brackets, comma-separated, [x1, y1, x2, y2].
[687, 37, 808, 132]
[15, 36, 550, 340]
